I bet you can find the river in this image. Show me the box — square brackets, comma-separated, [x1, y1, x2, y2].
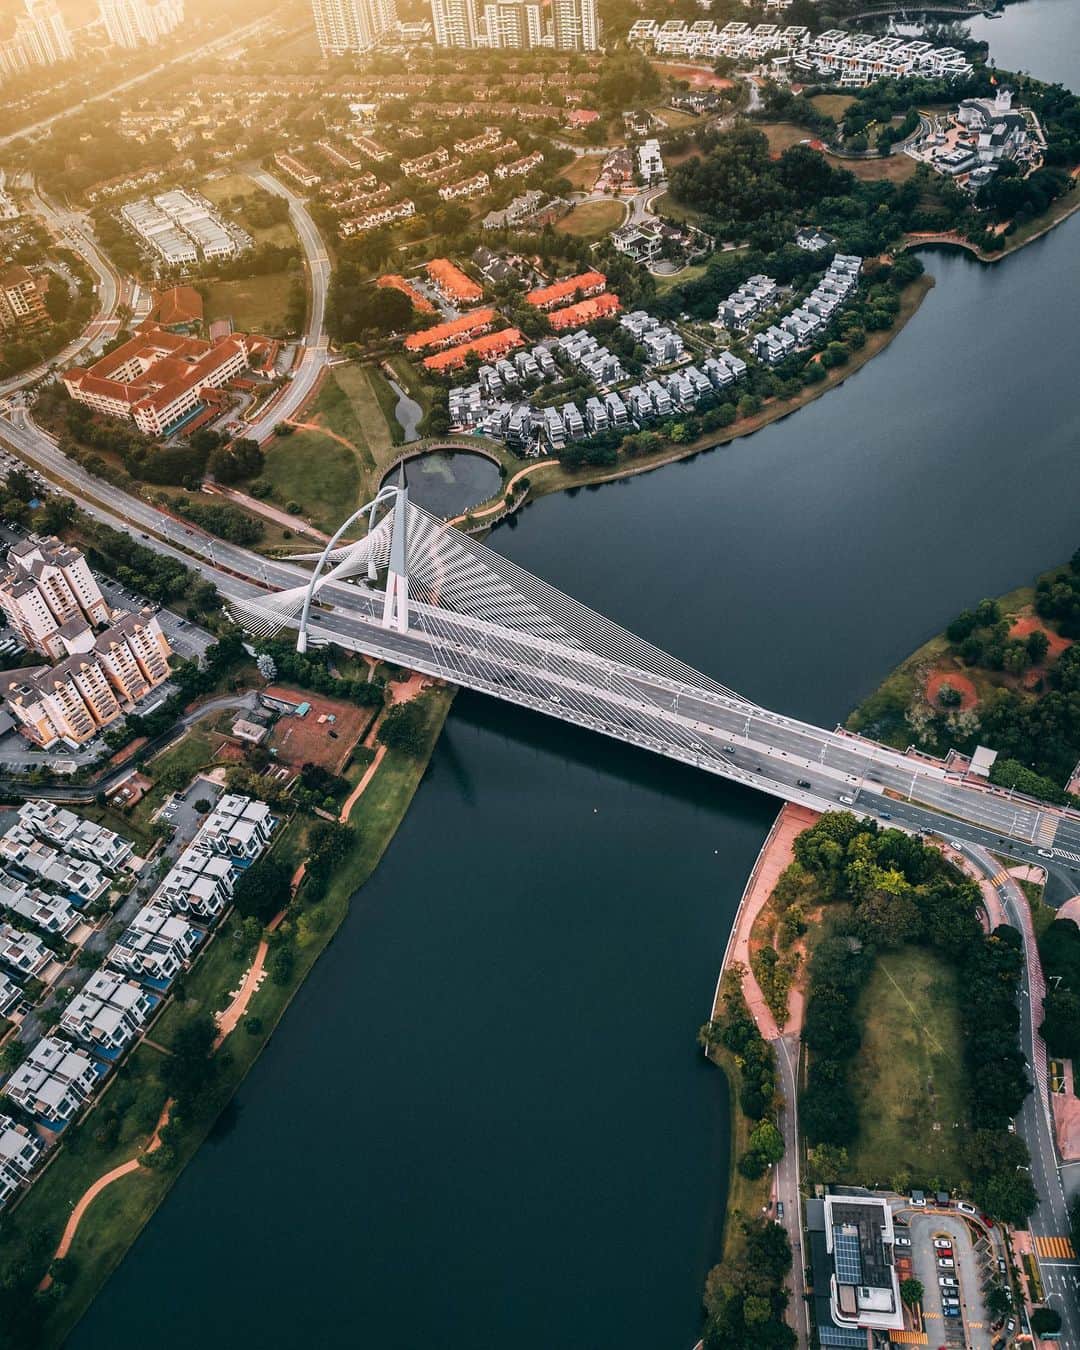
[73, 51, 1080, 1350]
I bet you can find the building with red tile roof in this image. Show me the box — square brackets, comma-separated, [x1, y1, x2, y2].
[547, 293, 622, 330]
[525, 270, 607, 311]
[377, 274, 436, 314]
[62, 326, 250, 437]
[423, 327, 524, 372]
[404, 308, 497, 353]
[425, 258, 483, 306]
[146, 285, 204, 330]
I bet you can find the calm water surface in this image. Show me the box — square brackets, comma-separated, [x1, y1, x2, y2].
[73, 218, 1080, 1347]
[384, 449, 503, 517]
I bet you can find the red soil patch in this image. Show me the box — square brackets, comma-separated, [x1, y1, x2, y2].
[265, 686, 376, 774]
[1009, 615, 1072, 660]
[652, 61, 734, 90]
[925, 668, 979, 710]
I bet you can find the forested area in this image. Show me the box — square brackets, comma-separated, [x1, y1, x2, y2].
[795, 813, 1037, 1223]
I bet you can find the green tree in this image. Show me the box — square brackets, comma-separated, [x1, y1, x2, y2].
[232, 857, 292, 925]
[900, 1278, 924, 1306]
[378, 700, 429, 756]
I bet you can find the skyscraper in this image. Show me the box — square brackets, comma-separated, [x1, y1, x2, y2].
[5, 0, 74, 67]
[310, 0, 397, 55]
[98, 0, 184, 49]
[482, 0, 541, 49]
[551, 0, 597, 51]
[429, 0, 477, 49]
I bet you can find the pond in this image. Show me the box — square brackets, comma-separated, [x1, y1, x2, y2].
[385, 450, 503, 518]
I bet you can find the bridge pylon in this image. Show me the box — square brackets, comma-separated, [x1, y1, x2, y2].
[381, 469, 409, 634]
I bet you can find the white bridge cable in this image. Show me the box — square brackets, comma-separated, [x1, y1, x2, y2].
[403, 502, 759, 708]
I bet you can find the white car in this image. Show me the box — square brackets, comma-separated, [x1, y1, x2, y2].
[894, 1236, 912, 1248]
[937, 1258, 955, 1269]
[956, 1202, 977, 1216]
[939, 1276, 959, 1289]
[934, 1238, 954, 1249]
[1037, 848, 1054, 859]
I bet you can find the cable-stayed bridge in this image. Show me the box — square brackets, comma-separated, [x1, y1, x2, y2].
[230, 481, 1080, 862]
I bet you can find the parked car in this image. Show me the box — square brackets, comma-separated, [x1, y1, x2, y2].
[939, 1277, 959, 1289]
[957, 1202, 977, 1216]
[937, 1258, 955, 1269]
[895, 1236, 912, 1248]
[943, 1307, 961, 1318]
[934, 1238, 954, 1249]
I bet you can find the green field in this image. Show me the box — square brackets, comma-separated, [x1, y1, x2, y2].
[261, 362, 411, 529]
[653, 261, 709, 294]
[200, 173, 298, 248]
[810, 93, 857, 120]
[556, 198, 627, 239]
[203, 270, 301, 335]
[845, 947, 967, 1189]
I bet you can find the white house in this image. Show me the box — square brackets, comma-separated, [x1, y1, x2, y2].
[3, 1035, 101, 1124]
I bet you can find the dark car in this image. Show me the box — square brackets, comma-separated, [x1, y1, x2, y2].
[797, 779, 812, 789]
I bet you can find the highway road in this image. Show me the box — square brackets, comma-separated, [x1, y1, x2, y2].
[243, 169, 331, 442]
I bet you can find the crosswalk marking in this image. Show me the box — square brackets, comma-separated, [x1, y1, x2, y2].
[991, 868, 1009, 887]
[1053, 847, 1080, 864]
[1035, 1235, 1076, 1259]
[1035, 814, 1060, 847]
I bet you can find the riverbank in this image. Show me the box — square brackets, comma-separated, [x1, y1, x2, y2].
[13, 684, 455, 1350]
[844, 547, 1074, 783]
[702, 803, 819, 1349]
[458, 274, 935, 524]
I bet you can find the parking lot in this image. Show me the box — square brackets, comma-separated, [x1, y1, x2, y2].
[894, 1206, 1005, 1350]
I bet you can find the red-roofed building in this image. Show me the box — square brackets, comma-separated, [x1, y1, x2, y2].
[423, 328, 524, 372]
[378, 274, 436, 314]
[547, 293, 622, 330]
[146, 285, 203, 331]
[566, 109, 600, 128]
[404, 308, 497, 352]
[425, 258, 483, 307]
[525, 271, 607, 311]
[63, 326, 250, 437]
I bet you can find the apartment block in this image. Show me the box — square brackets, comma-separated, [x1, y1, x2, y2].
[482, 0, 542, 49]
[61, 970, 155, 1054]
[57, 798, 135, 871]
[0, 536, 110, 660]
[3, 1035, 101, 1125]
[0, 265, 47, 332]
[99, 0, 184, 49]
[154, 845, 234, 920]
[429, 0, 477, 48]
[107, 904, 199, 985]
[311, 0, 397, 55]
[0, 1114, 43, 1210]
[0, 922, 50, 978]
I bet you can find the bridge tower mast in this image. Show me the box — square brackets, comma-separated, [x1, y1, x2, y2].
[381, 471, 410, 634]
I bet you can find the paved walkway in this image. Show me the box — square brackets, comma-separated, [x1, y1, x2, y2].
[716, 802, 820, 1039]
[38, 1100, 173, 1289]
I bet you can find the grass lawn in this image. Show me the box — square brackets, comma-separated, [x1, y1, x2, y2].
[263, 426, 360, 534]
[650, 104, 701, 131]
[762, 122, 813, 157]
[262, 364, 411, 529]
[653, 261, 709, 295]
[332, 362, 397, 467]
[845, 946, 967, 1189]
[555, 198, 627, 239]
[563, 155, 607, 192]
[810, 93, 856, 120]
[652, 190, 712, 229]
[203, 270, 301, 336]
[829, 151, 919, 184]
[200, 172, 298, 248]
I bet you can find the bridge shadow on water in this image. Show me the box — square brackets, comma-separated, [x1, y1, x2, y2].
[440, 686, 775, 829]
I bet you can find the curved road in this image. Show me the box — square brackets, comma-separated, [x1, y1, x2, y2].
[243, 169, 331, 442]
